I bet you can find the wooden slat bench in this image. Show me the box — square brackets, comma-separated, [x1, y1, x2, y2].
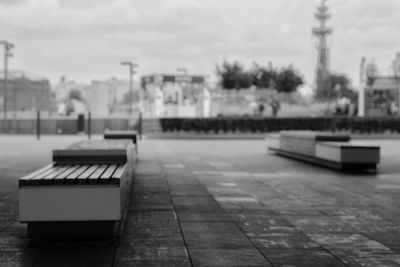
[279, 131, 350, 156]
[104, 129, 138, 154]
[268, 131, 380, 171]
[19, 140, 135, 239]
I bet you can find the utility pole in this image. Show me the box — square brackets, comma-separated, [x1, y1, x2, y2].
[0, 41, 14, 119]
[312, 0, 333, 103]
[121, 61, 138, 115]
[176, 68, 189, 109]
[358, 57, 366, 117]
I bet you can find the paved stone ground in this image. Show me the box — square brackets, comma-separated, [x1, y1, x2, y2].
[2, 136, 400, 266]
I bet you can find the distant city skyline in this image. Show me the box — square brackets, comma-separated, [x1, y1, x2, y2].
[0, 0, 399, 89]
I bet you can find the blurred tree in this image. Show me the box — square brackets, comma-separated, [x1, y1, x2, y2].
[250, 62, 277, 89]
[216, 60, 305, 117]
[252, 64, 303, 117]
[275, 66, 304, 93]
[366, 60, 379, 86]
[314, 73, 357, 102]
[216, 60, 253, 90]
[328, 73, 357, 101]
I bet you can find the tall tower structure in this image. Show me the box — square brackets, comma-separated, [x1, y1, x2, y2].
[312, 0, 333, 100]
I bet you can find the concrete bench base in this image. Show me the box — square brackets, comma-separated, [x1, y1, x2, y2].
[20, 186, 121, 222]
[268, 131, 379, 172]
[269, 147, 378, 172]
[27, 221, 116, 239]
[316, 142, 380, 164]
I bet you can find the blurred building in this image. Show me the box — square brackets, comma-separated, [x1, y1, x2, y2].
[0, 71, 51, 115]
[140, 74, 210, 118]
[363, 77, 399, 116]
[359, 55, 400, 117]
[53, 76, 89, 116]
[87, 77, 132, 118]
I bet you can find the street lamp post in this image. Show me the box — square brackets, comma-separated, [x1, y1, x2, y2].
[0, 41, 14, 119]
[176, 68, 189, 107]
[121, 61, 138, 115]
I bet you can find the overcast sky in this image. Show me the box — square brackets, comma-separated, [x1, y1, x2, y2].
[1, 0, 399, 88]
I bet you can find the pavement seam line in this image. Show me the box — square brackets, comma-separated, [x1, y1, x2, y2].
[253, 184, 352, 266]
[156, 143, 194, 267]
[191, 178, 276, 267]
[169, 140, 354, 266]
[169, 150, 275, 266]
[162, 169, 194, 267]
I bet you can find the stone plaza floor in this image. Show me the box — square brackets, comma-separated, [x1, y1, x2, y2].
[1, 136, 400, 266]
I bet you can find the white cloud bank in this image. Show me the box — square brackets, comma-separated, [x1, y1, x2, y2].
[0, 0, 399, 87]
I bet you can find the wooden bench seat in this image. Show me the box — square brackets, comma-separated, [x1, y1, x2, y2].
[279, 131, 350, 157]
[19, 164, 124, 187]
[19, 140, 135, 238]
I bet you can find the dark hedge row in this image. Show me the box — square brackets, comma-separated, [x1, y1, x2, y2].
[159, 117, 400, 134]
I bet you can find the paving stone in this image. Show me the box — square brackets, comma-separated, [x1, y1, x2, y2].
[172, 196, 216, 206]
[119, 234, 185, 248]
[0, 248, 43, 265]
[129, 205, 174, 211]
[265, 249, 347, 267]
[308, 233, 400, 266]
[176, 212, 232, 222]
[113, 259, 191, 267]
[124, 211, 181, 235]
[131, 193, 172, 207]
[5, 138, 400, 266]
[116, 246, 188, 261]
[181, 222, 240, 233]
[365, 231, 400, 253]
[189, 248, 271, 267]
[251, 232, 321, 250]
[170, 190, 210, 197]
[183, 228, 255, 250]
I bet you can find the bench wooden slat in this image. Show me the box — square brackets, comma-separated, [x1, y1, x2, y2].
[20, 164, 53, 181]
[41, 165, 70, 185]
[100, 164, 118, 179]
[87, 164, 108, 185]
[77, 165, 100, 185]
[110, 164, 126, 185]
[29, 166, 61, 185]
[19, 164, 53, 187]
[112, 164, 125, 178]
[99, 164, 118, 185]
[53, 165, 80, 185]
[64, 165, 90, 185]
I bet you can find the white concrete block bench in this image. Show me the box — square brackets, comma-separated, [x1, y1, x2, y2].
[268, 131, 380, 171]
[315, 141, 380, 169]
[19, 140, 135, 239]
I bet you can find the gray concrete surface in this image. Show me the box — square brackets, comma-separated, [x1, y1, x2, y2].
[1, 136, 400, 266]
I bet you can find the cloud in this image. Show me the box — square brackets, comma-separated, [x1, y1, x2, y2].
[0, 0, 398, 86]
[0, 0, 27, 6]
